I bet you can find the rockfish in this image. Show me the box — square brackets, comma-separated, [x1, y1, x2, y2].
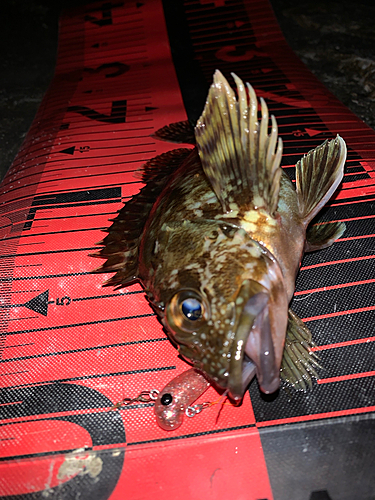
[93, 71, 347, 401]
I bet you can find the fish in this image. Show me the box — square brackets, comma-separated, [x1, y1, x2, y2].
[92, 70, 347, 402]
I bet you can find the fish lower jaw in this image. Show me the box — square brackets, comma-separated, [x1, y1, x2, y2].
[225, 354, 257, 403]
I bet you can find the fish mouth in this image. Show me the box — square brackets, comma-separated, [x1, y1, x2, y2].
[227, 283, 280, 401]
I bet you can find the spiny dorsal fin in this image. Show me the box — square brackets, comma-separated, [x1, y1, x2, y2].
[91, 148, 192, 288]
[296, 135, 347, 224]
[153, 120, 196, 145]
[195, 70, 283, 215]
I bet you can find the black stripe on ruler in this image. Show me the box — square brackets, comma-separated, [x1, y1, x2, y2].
[1, 272, 91, 283]
[0, 337, 168, 364]
[19, 147, 156, 172]
[10, 129, 155, 168]
[0, 199, 119, 221]
[6, 158, 147, 186]
[2, 343, 35, 349]
[162, 0, 208, 122]
[315, 342, 375, 380]
[0, 447, 111, 463]
[5, 227, 107, 244]
[3, 141, 155, 174]
[30, 212, 116, 222]
[71, 290, 145, 301]
[3, 365, 177, 390]
[1, 181, 132, 206]
[6, 312, 156, 336]
[23, 187, 121, 230]
[128, 423, 256, 447]
[301, 239, 375, 268]
[0, 422, 257, 462]
[329, 195, 375, 206]
[5, 175, 139, 199]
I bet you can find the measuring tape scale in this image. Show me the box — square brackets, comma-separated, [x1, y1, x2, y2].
[0, 0, 375, 499]
[0, 0, 374, 443]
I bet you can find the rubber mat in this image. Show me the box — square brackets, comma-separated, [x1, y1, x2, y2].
[0, 1, 374, 499]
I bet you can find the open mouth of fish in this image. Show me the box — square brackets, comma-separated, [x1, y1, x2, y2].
[227, 291, 280, 401]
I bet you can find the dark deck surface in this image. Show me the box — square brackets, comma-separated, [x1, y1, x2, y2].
[1, 0, 374, 180]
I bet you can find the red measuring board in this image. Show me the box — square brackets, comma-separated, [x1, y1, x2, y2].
[0, 1, 374, 499]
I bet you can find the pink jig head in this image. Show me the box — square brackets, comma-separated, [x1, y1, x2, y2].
[154, 368, 210, 431]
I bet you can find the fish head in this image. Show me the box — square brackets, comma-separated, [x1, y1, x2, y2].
[150, 219, 288, 401]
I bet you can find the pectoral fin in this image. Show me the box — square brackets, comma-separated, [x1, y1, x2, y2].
[305, 220, 346, 252]
[91, 148, 193, 287]
[296, 135, 347, 225]
[280, 309, 322, 391]
[153, 120, 196, 145]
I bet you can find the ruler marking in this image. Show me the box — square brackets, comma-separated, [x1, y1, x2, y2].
[0, 337, 167, 364]
[3, 366, 177, 390]
[6, 312, 156, 336]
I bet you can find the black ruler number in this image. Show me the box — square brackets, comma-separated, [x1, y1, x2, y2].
[67, 100, 127, 124]
[84, 2, 124, 27]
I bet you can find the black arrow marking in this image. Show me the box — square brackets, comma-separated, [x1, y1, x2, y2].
[3, 287, 143, 318]
[59, 146, 75, 155]
[24, 290, 50, 316]
[0, 290, 51, 316]
[145, 106, 158, 111]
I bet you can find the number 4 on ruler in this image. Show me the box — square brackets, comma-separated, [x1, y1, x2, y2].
[67, 100, 127, 124]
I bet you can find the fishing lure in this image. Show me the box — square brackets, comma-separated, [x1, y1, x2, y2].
[154, 368, 210, 430]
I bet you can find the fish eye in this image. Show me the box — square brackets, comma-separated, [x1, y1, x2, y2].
[181, 298, 202, 320]
[208, 230, 219, 240]
[166, 289, 209, 334]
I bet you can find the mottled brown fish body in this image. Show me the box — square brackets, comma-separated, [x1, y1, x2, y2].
[241, 172, 307, 301]
[95, 71, 347, 400]
[138, 155, 306, 397]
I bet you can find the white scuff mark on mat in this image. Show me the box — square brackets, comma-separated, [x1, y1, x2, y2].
[57, 448, 103, 481]
[41, 459, 55, 497]
[293, 291, 315, 301]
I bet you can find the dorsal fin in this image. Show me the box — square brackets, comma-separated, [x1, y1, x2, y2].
[195, 70, 283, 215]
[91, 148, 192, 287]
